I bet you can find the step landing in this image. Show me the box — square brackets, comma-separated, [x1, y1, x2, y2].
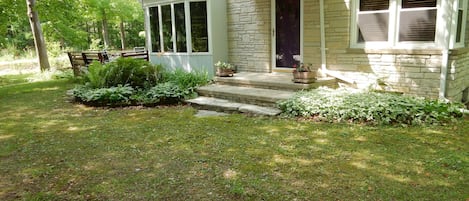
[187, 97, 282, 116]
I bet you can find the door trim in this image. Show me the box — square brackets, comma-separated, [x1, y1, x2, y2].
[271, 0, 304, 72]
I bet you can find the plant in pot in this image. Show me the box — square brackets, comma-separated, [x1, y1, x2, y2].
[215, 61, 235, 77]
[292, 63, 317, 83]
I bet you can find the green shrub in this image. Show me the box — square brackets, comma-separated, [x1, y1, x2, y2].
[278, 87, 464, 125]
[81, 58, 163, 89]
[72, 85, 134, 106]
[162, 68, 209, 90]
[145, 82, 191, 104]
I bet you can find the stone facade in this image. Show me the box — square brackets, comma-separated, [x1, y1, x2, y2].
[226, 0, 469, 102]
[227, 0, 271, 72]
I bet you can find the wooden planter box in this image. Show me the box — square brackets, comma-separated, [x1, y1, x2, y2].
[216, 68, 234, 77]
[292, 71, 316, 83]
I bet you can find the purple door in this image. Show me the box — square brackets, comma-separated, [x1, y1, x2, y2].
[275, 0, 301, 68]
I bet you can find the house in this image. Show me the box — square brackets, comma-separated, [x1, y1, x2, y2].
[139, 0, 469, 104]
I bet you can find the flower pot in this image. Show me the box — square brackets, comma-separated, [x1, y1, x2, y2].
[216, 68, 234, 77]
[292, 70, 316, 83]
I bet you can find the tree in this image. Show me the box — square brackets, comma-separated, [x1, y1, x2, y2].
[26, 0, 50, 71]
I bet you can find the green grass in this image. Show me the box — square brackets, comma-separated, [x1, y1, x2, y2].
[0, 74, 468, 200]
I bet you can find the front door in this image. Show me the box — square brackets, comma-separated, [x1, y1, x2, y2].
[273, 0, 301, 70]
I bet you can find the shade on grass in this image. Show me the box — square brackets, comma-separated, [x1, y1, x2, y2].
[0, 75, 468, 200]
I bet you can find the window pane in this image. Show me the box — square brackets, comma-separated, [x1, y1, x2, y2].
[457, 10, 463, 43]
[190, 2, 209, 52]
[402, 0, 436, 8]
[174, 3, 187, 52]
[399, 9, 437, 41]
[360, 0, 389, 11]
[149, 7, 160, 52]
[358, 13, 389, 42]
[161, 5, 173, 52]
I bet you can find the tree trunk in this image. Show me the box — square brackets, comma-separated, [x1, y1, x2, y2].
[101, 9, 110, 49]
[119, 20, 126, 50]
[26, 0, 50, 71]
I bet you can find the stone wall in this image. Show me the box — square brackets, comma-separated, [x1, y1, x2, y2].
[448, 50, 469, 102]
[322, 0, 443, 99]
[227, 0, 271, 72]
[225, 0, 468, 101]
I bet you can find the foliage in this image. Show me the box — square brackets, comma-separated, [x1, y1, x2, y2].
[162, 68, 209, 90]
[278, 87, 464, 125]
[72, 84, 134, 106]
[74, 62, 209, 106]
[145, 82, 191, 104]
[0, 77, 468, 201]
[293, 63, 314, 72]
[81, 58, 163, 89]
[214, 61, 234, 70]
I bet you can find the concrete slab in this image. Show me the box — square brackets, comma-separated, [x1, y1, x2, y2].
[187, 97, 282, 116]
[195, 110, 229, 117]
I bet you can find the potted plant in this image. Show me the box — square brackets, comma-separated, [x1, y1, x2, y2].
[215, 61, 235, 77]
[292, 63, 317, 83]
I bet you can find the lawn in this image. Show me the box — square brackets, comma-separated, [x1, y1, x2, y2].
[0, 75, 468, 200]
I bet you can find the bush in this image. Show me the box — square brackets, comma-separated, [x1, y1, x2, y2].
[278, 87, 464, 125]
[73, 62, 210, 107]
[81, 58, 163, 89]
[72, 85, 135, 106]
[145, 82, 191, 104]
[162, 68, 209, 90]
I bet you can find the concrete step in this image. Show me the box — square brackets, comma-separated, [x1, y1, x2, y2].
[186, 97, 282, 116]
[214, 72, 338, 91]
[196, 84, 295, 107]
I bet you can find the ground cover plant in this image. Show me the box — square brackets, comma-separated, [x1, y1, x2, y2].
[72, 58, 209, 106]
[279, 87, 465, 125]
[0, 74, 468, 200]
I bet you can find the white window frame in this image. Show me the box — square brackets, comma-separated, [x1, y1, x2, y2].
[146, 0, 211, 55]
[350, 0, 467, 49]
[451, 0, 468, 48]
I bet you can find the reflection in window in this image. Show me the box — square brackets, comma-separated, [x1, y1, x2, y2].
[399, 0, 437, 42]
[357, 0, 389, 42]
[191, 2, 209, 52]
[149, 7, 160, 52]
[161, 5, 173, 52]
[174, 3, 187, 52]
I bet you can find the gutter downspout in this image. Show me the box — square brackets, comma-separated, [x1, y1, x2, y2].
[439, 49, 450, 101]
[319, 0, 327, 75]
[319, 0, 327, 76]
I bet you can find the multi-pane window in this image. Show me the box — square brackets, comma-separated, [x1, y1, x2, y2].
[149, 1, 209, 53]
[353, 0, 467, 48]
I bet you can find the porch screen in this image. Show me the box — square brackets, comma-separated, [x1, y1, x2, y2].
[190, 2, 208, 52]
[399, 0, 437, 42]
[357, 0, 389, 42]
[161, 5, 173, 52]
[149, 7, 160, 52]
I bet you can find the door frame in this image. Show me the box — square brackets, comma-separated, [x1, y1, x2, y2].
[271, 0, 304, 72]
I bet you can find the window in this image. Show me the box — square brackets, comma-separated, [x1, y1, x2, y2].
[352, 0, 468, 48]
[148, 1, 209, 53]
[190, 2, 209, 52]
[456, 0, 466, 43]
[149, 7, 160, 52]
[357, 0, 390, 42]
[399, 0, 437, 42]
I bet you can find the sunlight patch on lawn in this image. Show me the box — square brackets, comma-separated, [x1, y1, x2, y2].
[314, 138, 329, 144]
[223, 169, 238, 180]
[0, 135, 14, 141]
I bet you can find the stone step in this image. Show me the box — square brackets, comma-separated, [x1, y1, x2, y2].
[196, 84, 295, 107]
[186, 97, 282, 116]
[214, 72, 338, 91]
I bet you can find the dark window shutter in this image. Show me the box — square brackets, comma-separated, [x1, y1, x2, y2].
[360, 0, 389, 11]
